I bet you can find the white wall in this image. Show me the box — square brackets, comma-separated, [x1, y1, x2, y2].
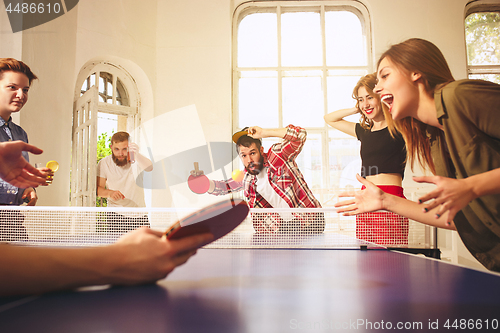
[0, 4, 22, 124]
[0, 5, 22, 65]
[73, 0, 158, 84]
[154, 0, 233, 208]
[368, 0, 469, 77]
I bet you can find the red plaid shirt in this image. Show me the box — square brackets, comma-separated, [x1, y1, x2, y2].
[209, 125, 321, 232]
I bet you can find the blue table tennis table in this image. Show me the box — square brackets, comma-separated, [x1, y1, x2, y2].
[1, 246, 499, 332]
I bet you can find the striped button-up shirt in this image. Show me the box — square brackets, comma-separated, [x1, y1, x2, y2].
[0, 117, 29, 205]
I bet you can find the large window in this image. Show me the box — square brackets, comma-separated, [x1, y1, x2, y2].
[465, 8, 500, 84]
[233, 2, 371, 204]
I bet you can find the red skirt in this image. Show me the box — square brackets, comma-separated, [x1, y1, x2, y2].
[356, 185, 409, 246]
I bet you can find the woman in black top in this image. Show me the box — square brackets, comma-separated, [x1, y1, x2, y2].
[325, 73, 408, 246]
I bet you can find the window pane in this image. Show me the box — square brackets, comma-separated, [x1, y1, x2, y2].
[327, 74, 363, 120]
[107, 81, 113, 103]
[81, 79, 88, 93]
[97, 112, 117, 139]
[282, 76, 323, 127]
[295, 132, 322, 194]
[99, 76, 105, 94]
[465, 12, 500, 66]
[281, 12, 322, 67]
[325, 11, 366, 66]
[238, 13, 278, 67]
[261, 138, 276, 155]
[116, 78, 129, 106]
[239, 77, 279, 128]
[469, 73, 500, 84]
[328, 130, 360, 189]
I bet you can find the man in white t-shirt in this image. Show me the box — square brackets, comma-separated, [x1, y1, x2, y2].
[97, 131, 153, 232]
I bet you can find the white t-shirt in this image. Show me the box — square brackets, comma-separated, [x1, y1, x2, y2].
[97, 155, 145, 207]
[256, 167, 293, 221]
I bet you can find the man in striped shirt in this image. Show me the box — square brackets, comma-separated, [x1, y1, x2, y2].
[207, 125, 324, 233]
[0, 58, 41, 241]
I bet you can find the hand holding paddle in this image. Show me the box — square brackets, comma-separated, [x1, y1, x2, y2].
[188, 162, 210, 194]
[164, 199, 249, 245]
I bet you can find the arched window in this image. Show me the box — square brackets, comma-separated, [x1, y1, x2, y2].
[71, 62, 140, 206]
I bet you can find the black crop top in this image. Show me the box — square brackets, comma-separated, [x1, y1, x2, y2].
[355, 123, 407, 178]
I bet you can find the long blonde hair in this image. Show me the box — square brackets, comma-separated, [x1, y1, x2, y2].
[378, 38, 455, 173]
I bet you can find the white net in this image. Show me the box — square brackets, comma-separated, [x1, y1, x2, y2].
[0, 205, 435, 250]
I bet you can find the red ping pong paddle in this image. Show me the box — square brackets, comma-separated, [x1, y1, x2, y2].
[164, 199, 249, 245]
[188, 162, 210, 194]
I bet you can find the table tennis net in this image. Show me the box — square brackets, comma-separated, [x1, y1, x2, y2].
[0, 205, 436, 250]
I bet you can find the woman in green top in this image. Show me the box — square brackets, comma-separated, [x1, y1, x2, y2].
[335, 38, 500, 271]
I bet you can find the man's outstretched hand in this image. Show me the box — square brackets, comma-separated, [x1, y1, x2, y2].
[0, 141, 48, 188]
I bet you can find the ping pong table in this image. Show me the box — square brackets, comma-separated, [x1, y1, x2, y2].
[1, 245, 499, 332]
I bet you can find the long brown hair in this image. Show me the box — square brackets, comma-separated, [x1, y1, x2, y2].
[353, 73, 395, 134]
[378, 38, 455, 173]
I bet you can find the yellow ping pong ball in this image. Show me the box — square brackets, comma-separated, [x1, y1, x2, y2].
[231, 169, 244, 182]
[46, 160, 59, 172]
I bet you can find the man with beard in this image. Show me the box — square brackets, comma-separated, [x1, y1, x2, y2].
[97, 131, 153, 233]
[206, 125, 324, 233]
